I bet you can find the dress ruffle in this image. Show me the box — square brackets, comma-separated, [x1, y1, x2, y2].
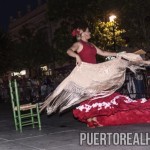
[73, 93, 150, 127]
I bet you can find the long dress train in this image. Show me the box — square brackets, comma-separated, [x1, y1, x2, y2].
[73, 92, 150, 127]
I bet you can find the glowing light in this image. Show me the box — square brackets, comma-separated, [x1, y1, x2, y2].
[109, 15, 117, 22]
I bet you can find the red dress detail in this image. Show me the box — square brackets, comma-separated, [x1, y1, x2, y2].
[78, 40, 97, 64]
[73, 93, 150, 127]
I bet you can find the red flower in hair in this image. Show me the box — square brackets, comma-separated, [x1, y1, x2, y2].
[71, 28, 80, 37]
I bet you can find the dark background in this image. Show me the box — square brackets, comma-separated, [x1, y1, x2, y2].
[0, 0, 37, 31]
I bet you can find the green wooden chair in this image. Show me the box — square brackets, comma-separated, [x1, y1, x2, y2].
[9, 79, 41, 132]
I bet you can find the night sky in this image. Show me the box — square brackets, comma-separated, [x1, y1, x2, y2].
[0, 0, 38, 31]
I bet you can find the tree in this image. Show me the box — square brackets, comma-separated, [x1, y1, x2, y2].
[91, 21, 127, 51]
[47, 0, 104, 65]
[52, 21, 74, 65]
[47, 0, 126, 63]
[120, 0, 150, 49]
[0, 29, 13, 75]
[47, 0, 100, 22]
[13, 25, 52, 75]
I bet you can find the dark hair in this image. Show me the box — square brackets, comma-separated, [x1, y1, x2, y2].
[72, 21, 88, 32]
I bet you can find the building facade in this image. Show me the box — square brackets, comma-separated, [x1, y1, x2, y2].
[8, 0, 57, 45]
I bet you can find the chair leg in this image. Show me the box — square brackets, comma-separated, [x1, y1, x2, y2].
[17, 111, 22, 132]
[36, 104, 41, 130]
[13, 110, 18, 131]
[30, 108, 35, 128]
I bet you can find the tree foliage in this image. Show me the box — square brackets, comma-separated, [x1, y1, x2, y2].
[1, 0, 150, 75]
[0, 29, 13, 75]
[47, 0, 100, 22]
[91, 21, 126, 51]
[13, 25, 52, 71]
[120, 0, 150, 49]
[47, 0, 127, 64]
[47, 0, 150, 51]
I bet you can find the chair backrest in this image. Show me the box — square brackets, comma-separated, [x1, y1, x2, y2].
[9, 79, 20, 111]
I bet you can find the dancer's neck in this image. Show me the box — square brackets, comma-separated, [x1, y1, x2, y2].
[81, 38, 88, 43]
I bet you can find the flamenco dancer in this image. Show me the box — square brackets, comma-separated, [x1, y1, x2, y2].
[40, 22, 150, 128]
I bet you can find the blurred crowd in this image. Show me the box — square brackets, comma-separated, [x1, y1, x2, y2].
[1, 66, 150, 104]
[0, 72, 69, 104]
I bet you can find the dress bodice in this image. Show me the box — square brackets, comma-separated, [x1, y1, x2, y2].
[78, 40, 97, 64]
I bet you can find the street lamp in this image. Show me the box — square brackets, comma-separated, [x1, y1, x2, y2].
[109, 15, 117, 22]
[109, 15, 117, 51]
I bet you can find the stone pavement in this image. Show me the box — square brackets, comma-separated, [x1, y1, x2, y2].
[0, 103, 150, 150]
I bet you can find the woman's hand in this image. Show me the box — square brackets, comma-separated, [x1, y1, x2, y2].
[116, 51, 126, 58]
[76, 55, 82, 66]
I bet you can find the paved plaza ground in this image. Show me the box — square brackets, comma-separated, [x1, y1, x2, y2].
[0, 102, 150, 150]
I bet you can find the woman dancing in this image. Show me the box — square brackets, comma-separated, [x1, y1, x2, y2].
[41, 22, 150, 128]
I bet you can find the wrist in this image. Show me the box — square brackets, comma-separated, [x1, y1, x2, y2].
[75, 54, 79, 58]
